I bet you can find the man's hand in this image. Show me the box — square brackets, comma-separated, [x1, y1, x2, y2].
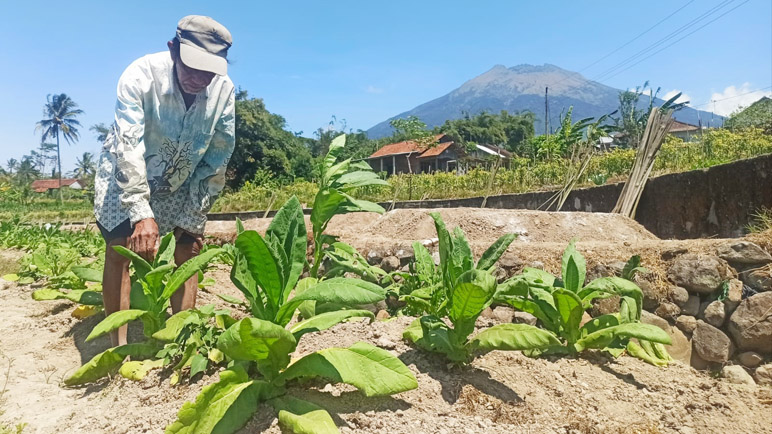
[130, 218, 159, 262]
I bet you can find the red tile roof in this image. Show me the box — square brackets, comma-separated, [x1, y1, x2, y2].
[31, 179, 82, 193]
[417, 141, 454, 158]
[669, 120, 700, 132]
[368, 134, 449, 159]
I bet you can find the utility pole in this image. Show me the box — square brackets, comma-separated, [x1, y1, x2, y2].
[544, 86, 550, 136]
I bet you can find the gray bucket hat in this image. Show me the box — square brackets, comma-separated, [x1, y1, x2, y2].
[176, 15, 232, 76]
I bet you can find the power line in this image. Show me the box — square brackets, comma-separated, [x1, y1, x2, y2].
[690, 85, 772, 108]
[593, 0, 737, 82]
[598, 0, 750, 82]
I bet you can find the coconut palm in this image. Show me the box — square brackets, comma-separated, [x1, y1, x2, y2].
[35, 93, 84, 203]
[6, 158, 18, 175]
[71, 152, 96, 180]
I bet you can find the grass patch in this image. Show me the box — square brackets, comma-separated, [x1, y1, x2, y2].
[747, 207, 772, 233]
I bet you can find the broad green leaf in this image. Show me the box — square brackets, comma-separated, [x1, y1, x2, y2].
[2, 273, 19, 282]
[295, 277, 319, 320]
[338, 192, 385, 214]
[32, 288, 67, 301]
[290, 310, 374, 340]
[626, 340, 668, 366]
[71, 267, 103, 283]
[278, 278, 385, 326]
[451, 226, 474, 277]
[217, 318, 296, 378]
[112, 245, 152, 278]
[279, 341, 417, 397]
[161, 248, 225, 301]
[335, 170, 389, 190]
[272, 396, 339, 434]
[266, 196, 307, 301]
[429, 212, 454, 290]
[63, 290, 103, 305]
[575, 323, 672, 352]
[497, 296, 557, 331]
[476, 233, 516, 270]
[580, 314, 620, 337]
[450, 270, 496, 322]
[190, 353, 209, 378]
[152, 310, 198, 342]
[64, 343, 158, 386]
[145, 263, 176, 293]
[581, 277, 643, 320]
[493, 278, 529, 299]
[411, 242, 438, 284]
[552, 288, 584, 344]
[230, 252, 264, 318]
[119, 358, 165, 381]
[469, 324, 561, 352]
[310, 189, 347, 234]
[165, 366, 278, 434]
[130, 281, 151, 310]
[619, 296, 638, 323]
[561, 240, 585, 293]
[86, 309, 147, 342]
[520, 267, 556, 287]
[156, 232, 177, 266]
[216, 293, 245, 305]
[404, 316, 464, 361]
[235, 231, 284, 310]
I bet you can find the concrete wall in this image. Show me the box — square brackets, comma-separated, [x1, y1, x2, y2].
[209, 153, 772, 240]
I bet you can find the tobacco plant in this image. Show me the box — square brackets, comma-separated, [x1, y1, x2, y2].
[309, 134, 389, 277]
[492, 242, 672, 361]
[166, 196, 417, 434]
[402, 213, 530, 363]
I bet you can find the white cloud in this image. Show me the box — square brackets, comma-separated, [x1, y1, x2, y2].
[365, 85, 384, 94]
[707, 83, 772, 116]
[663, 89, 691, 104]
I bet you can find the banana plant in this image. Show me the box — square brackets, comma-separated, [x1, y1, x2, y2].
[310, 134, 389, 277]
[166, 196, 417, 434]
[492, 242, 672, 362]
[402, 213, 528, 363]
[64, 234, 224, 386]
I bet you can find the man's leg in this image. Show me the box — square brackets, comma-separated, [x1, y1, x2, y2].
[170, 230, 203, 313]
[102, 236, 131, 347]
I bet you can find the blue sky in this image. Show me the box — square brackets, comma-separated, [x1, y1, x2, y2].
[2, 0, 770, 173]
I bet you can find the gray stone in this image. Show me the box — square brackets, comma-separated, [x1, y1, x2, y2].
[395, 249, 414, 266]
[727, 292, 772, 354]
[721, 365, 756, 386]
[641, 310, 670, 331]
[717, 241, 772, 267]
[637, 279, 663, 310]
[591, 295, 621, 317]
[490, 306, 515, 323]
[654, 301, 680, 321]
[690, 350, 712, 371]
[755, 364, 772, 386]
[366, 249, 383, 266]
[512, 311, 538, 326]
[739, 266, 772, 292]
[380, 256, 401, 272]
[667, 254, 730, 295]
[693, 320, 734, 363]
[724, 279, 744, 314]
[497, 254, 523, 273]
[661, 247, 688, 261]
[667, 325, 692, 364]
[669, 285, 690, 307]
[737, 351, 764, 368]
[681, 295, 700, 316]
[703, 300, 726, 328]
[676, 315, 697, 335]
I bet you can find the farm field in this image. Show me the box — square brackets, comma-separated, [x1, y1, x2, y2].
[1, 208, 771, 434]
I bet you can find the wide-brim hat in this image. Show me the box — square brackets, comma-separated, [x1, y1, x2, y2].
[176, 15, 232, 76]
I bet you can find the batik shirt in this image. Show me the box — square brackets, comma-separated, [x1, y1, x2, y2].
[94, 51, 235, 235]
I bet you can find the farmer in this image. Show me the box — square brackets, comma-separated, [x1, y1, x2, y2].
[93, 15, 235, 346]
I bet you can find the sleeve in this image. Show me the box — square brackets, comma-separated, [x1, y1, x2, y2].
[109, 64, 153, 224]
[188, 87, 236, 224]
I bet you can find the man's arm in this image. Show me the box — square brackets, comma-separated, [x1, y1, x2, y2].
[188, 88, 236, 231]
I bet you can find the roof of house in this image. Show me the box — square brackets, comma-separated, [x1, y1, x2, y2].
[669, 120, 700, 133]
[368, 134, 447, 159]
[417, 141, 454, 158]
[30, 179, 82, 193]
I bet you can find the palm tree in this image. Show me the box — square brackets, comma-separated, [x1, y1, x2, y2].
[35, 93, 84, 203]
[6, 158, 18, 175]
[90, 123, 110, 144]
[71, 152, 96, 180]
[15, 156, 40, 185]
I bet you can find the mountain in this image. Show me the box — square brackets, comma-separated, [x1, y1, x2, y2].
[366, 64, 721, 138]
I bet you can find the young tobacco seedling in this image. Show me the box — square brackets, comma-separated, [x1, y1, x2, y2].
[492, 242, 672, 362]
[402, 212, 523, 363]
[64, 233, 224, 386]
[165, 196, 417, 434]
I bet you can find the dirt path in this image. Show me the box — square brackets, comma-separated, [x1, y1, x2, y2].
[1, 265, 771, 434]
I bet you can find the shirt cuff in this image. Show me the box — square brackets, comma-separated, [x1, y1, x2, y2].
[128, 199, 154, 225]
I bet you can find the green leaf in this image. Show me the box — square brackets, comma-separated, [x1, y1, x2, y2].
[335, 170, 389, 191]
[290, 310, 374, 341]
[156, 232, 177, 266]
[451, 226, 474, 277]
[190, 353, 209, 378]
[278, 341, 417, 397]
[64, 343, 159, 386]
[552, 288, 585, 344]
[580, 277, 643, 320]
[575, 323, 672, 352]
[469, 324, 561, 352]
[216, 293, 245, 305]
[165, 366, 278, 434]
[561, 240, 585, 293]
[429, 212, 455, 290]
[278, 278, 385, 326]
[130, 281, 151, 310]
[295, 277, 319, 320]
[520, 268, 556, 287]
[32, 288, 67, 301]
[63, 290, 103, 305]
[626, 340, 668, 367]
[266, 196, 307, 301]
[112, 245, 152, 279]
[161, 248, 225, 301]
[272, 396, 339, 434]
[152, 310, 198, 342]
[86, 309, 147, 342]
[310, 189, 347, 234]
[338, 192, 385, 215]
[144, 263, 176, 294]
[2, 273, 19, 282]
[119, 358, 165, 381]
[217, 318, 296, 378]
[411, 242, 438, 284]
[580, 314, 620, 337]
[71, 267, 103, 283]
[235, 231, 284, 310]
[476, 233, 516, 271]
[450, 270, 495, 322]
[404, 316, 466, 361]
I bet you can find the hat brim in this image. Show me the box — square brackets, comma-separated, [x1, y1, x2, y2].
[179, 42, 227, 76]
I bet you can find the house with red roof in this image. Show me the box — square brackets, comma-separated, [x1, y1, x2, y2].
[366, 134, 511, 176]
[30, 178, 85, 193]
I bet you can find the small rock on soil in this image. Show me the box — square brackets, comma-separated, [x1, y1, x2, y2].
[721, 365, 756, 387]
[737, 351, 764, 368]
[716, 241, 772, 268]
[667, 254, 731, 295]
[727, 292, 772, 354]
[693, 320, 734, 363]
[675, 315, 697, 335]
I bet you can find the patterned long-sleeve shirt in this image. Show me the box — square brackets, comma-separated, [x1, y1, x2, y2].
[94, 51, 235, 235]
